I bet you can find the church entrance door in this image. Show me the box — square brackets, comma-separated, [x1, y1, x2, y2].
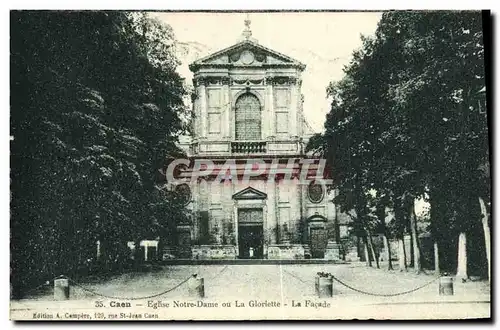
[237, 208, 264, 259]
[310, 227, 327, 258]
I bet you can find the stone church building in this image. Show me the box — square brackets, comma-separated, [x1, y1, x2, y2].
[172, 19, 347, 260]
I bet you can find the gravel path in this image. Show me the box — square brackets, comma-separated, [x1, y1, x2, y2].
[17, 262, 490, 302]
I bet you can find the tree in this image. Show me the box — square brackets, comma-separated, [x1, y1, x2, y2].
[308, 11, 489, 278]
[10, 11, 190, 297]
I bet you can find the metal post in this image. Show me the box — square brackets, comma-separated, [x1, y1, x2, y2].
[439, 276, 454, 295]
[54, 278, 70, 300]
[317, 277, 333, 298]
[188, 275, 205, 298]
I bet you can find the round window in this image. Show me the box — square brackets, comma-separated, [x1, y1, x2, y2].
[308, 181, 324, 203]
[240, 50, 255, 65]
[175, 183, 192, 206]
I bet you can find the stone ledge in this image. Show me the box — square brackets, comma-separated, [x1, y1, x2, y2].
[192, 245, 238, 260]
[324, 241, 341, 261]
[161, 259, 348, 265]
[267, 244, 305, 260]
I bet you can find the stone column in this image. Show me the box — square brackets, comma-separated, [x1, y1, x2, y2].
[233, 205, 239, 252]
[199, 80, 208, 139]
[265, 78, 275, 139]
[267, 179, 277, 245]
[193, 182, 200, 241]
[263, 200, 268, 256]
[222, 78, 231, 139]
[274, 179, 280, 243]
[232, 180, 238, 253]
[292, 177, 301, 243]
[301, 183, 308, 243]
[289, 79, 299, 139]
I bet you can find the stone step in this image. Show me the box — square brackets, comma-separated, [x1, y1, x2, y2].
[161, 259, 349, 265]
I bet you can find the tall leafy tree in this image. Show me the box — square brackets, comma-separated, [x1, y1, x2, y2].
[308, 11, 489, 278]
[11, 11, 190, 297]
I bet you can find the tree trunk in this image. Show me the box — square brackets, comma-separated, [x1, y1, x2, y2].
[356, 236, 361, 261]
[363, 236, 372, 267]
[96, 240, 101, 260]
[456, 232, 468, 280]
[378, 205, 393, 270]
[409, 230, 415, 267]
[383, 234, 393, 271]
[410, 204, 421, 274]
[367, 230, 379, 269]
[393, 195, 407, 272]
[398, 238, 407, 272]
[478, 197, 490, 282]
[434, 241, 440, 275]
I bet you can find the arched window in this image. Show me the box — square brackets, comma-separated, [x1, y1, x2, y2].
[235, 93, 261, 140]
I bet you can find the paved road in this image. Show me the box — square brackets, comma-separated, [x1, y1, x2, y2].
[11, 263, 491, 320]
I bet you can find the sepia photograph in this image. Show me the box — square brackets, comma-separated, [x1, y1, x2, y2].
[9, 9, 491, 320]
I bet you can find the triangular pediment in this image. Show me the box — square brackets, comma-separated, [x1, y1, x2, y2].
[189, 39, 305, 71]
[232, 186, 267, 200]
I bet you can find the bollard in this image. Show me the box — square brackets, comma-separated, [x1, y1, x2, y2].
[188, 275, 205, 298]
[317, 277, 333, 298]
[54, 278, 70, 300]
[439, 276, 454, 296]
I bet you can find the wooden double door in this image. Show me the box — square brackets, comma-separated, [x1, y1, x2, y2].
[310, 227, 327, 258]
[238, 208, 264, 259]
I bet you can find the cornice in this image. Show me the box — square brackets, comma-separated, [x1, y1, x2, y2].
[193, 75, 301, 87]
[189, 62, 306, 72]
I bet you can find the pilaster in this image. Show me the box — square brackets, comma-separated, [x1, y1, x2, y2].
[265, 78, 275, 139]
[301, 183, 308, 243]
[267, 179, 277, 245]
[199, 82, 208, 139]
[222, 79, 231, 139]
[193, 182, 200, 240]
[290, 81, 299, 138]
[274, 179, 280, 243]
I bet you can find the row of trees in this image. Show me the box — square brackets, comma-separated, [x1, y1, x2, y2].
[11, 12, 190, 298]
[308, 11, 490, 278]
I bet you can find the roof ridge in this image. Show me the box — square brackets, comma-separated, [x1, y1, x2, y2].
[189, 39, 305, 71]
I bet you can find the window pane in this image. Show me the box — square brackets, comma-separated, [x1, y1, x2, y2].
[235, 93, 261, 140]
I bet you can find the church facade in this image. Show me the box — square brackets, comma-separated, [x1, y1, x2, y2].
[171, 22, 346, 260]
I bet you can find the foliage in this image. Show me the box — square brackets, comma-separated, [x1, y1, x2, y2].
[307, 11, 489, 272]
[11, 11, 190, 297]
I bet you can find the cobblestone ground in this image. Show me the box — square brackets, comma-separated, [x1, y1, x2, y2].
[12, 262, 491, 319]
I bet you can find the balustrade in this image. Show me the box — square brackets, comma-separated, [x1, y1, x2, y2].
[231, 141, 267, 154]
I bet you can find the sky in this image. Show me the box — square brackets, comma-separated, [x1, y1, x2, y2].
[151, 11, 383, 133]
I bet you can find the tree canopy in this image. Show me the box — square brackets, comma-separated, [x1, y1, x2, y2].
[307, 11, 489, 274]
[11, 11, 191, 297]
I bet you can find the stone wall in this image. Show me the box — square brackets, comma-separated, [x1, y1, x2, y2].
[267, 244, 305, 260]
[162, 246, 177, 260]
[324, 241, 341, 261]
[192, 245, 238, 260]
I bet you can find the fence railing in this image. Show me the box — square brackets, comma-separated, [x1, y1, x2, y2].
[231, 141, 267, 154]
